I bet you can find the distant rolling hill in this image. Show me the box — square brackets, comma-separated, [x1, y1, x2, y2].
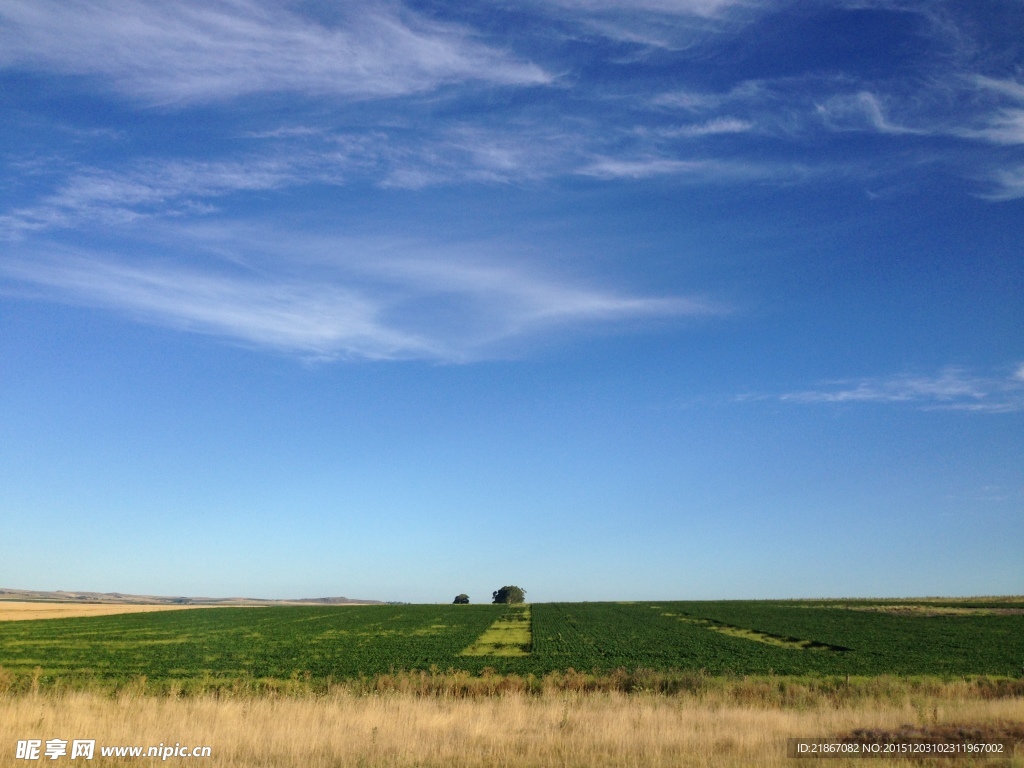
[0, 586, 384, 606]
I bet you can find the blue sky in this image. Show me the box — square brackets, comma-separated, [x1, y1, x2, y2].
[1, 0, 1021, 603]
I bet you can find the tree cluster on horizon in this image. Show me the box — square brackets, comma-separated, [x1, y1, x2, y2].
[492, 586, 525, 604]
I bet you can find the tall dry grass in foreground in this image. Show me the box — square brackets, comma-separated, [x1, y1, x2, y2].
[2, 685, 1021, 767]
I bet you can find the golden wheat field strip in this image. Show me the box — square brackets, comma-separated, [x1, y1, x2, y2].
[0, 602, 205, 622]
[1, 690, 1021, 767]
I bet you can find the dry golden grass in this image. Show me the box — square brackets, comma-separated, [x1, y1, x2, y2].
[841, 604, 1024, 617]
[1, 688, 1021, 767]
[0, 602, 204, 622]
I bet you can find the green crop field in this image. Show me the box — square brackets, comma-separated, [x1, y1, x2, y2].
[2, 599, 1022, 687]
[531, 601, 1024, 677]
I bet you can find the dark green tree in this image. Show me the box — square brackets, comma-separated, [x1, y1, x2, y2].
[492, 585, 526, 604]
[453, 594, 470, 604]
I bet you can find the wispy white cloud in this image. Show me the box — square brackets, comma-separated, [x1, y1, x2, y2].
[974, 75, 1024, 103]
[651, 81, 768, 111]
[816, 91, 922, 135]
[662, 117, 754, 137]
[0, 157, 311, 236]
[979, 163, 1024, 200]
[647, 71, 1024, 201]
[1, 251, 427, 360]
[578, 157, 713, 179]
[0, 0, 550, 104]
[1, 1, 1020, 222]
[540, 0, 744, 16]
[652, 90, 722, 111]
[767, 367, 1024, 413]
[577, 154, 810, 182]
[0, 230, 722, 361]
[654, 70, 1023, 150]
[0, 125, 587, 236]
[525, 0, 761, 50]
[1, 103, 785, 232]
[378, 124, 580, 188]
[811, 76, 1024, 148]
[652, 78, 908, 142]
[241, 126, 326, 140]
[0, 130, 808, 237]
[954, 109, 1024, 145]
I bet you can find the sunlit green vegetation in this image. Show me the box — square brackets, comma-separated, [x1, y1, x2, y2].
[461, 605, 531, 657]
[530, 601, 1024, 677]
[1, 599, 1022, 689]
[660, 610, 846, 650]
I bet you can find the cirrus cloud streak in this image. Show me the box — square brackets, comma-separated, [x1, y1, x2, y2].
[0, 231, 722, 362]
[0, 0, 550, 104]
[769, 367, 1024, 413]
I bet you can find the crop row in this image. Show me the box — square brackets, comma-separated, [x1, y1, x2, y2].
[1, 601, 1021, 682]
[0, 604, 502, 680]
